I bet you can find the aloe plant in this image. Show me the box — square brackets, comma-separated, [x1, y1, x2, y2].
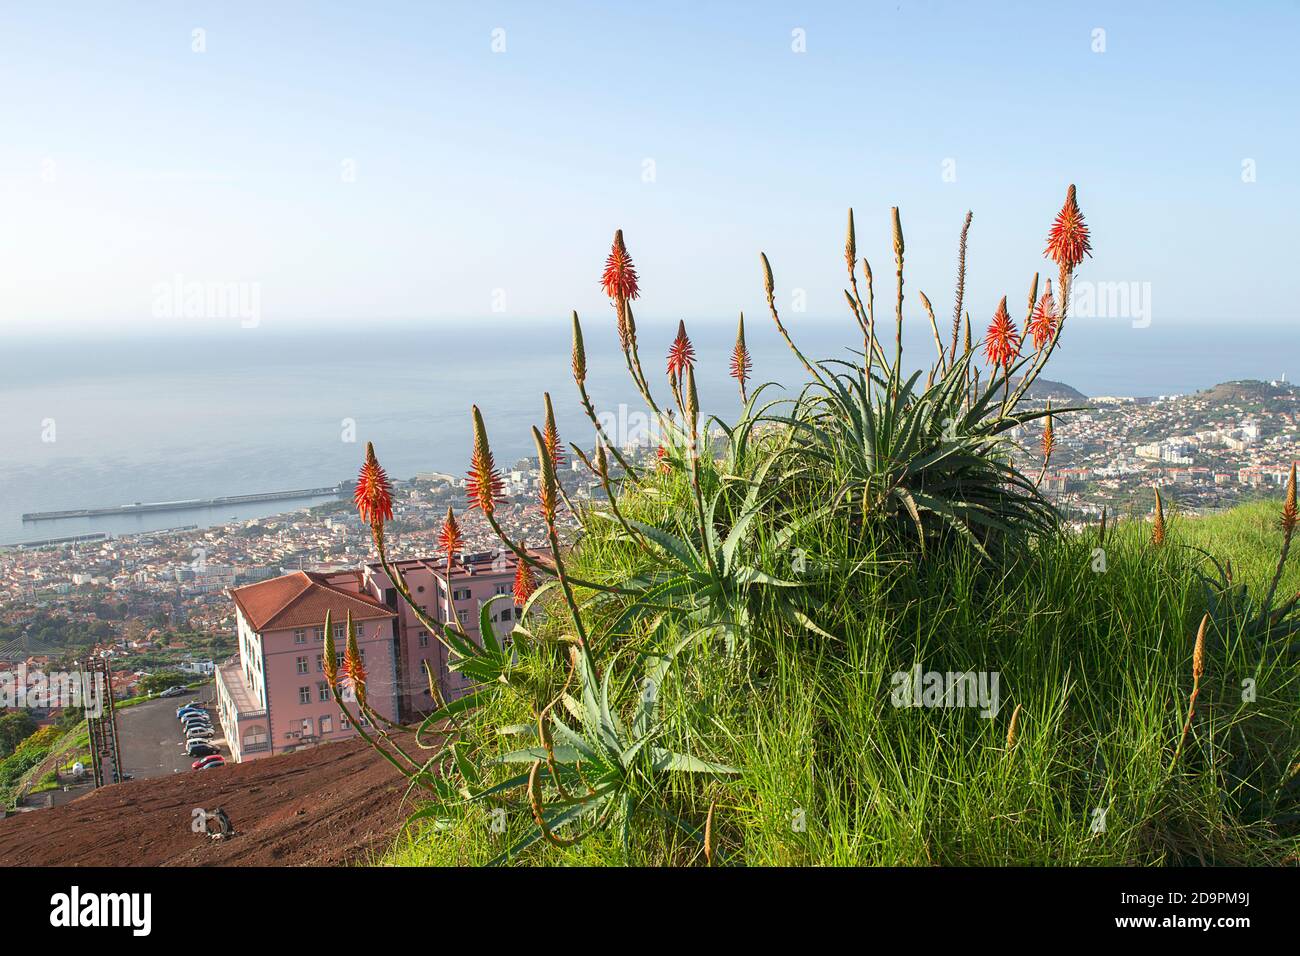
[784, 354, 1075, 560]
[482, 646, 735, 864]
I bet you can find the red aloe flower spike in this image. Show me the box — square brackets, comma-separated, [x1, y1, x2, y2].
[466, 405, 506, 515]
[542, 392, 564, 469]
[1282, 462, 1298, 535]
[340, 612, 366, 706]
[1027, 279, 1058, 351]
[513, 548, 537, 605]
[730, 312, 752, 398]
[984, 296, 1021, 369]
[602, 230, 639, 352]
[354, 442, 394, 530]
[1042, 403, 1056, 462]
[666, 319, 696, 380]
[532, 426, 558, 525]
[437, 506, 462, 564]
[601, 229, 640, 302]
[656, 443, 670, 475]
[1044, 184, 1092, 271]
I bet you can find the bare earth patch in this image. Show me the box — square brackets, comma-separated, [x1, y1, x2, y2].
[0, 737, 417, 867]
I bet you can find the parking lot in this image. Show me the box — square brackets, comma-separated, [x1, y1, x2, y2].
[118, 684, 226, 780]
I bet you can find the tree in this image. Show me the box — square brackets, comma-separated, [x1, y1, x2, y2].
[0, 712, 38, 759]
[139, 670, 187, 696]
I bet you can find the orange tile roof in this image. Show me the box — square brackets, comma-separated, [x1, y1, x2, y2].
[230, 571, 395, 632]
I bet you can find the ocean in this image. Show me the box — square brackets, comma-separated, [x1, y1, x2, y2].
[1, 315, 1294, 546]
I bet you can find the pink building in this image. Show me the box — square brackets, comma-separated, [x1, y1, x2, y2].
[220, 552, 522, 762]
[218, 570, 397, 762]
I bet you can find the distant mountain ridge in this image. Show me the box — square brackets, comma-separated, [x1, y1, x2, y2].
[1007, 377, 1089, 404]
[1195, 379, 1297, 402]
[1002, 377, 1296, 404]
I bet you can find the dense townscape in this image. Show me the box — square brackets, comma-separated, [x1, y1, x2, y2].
[0, 379, 1294, 691]
[0, 452, 603, 675]
[1022, 378, 1299, 522]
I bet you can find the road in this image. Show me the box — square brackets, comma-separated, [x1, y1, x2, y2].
[117, 684, 226, 780]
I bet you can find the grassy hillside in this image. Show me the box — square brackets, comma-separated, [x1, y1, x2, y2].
[360, 200, 1298, 867]
[381, 493, 1300, 867]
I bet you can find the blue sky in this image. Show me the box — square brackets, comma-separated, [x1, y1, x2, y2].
[0, 0, 1296, 333]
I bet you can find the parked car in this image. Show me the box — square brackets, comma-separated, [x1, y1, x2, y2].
[185, 732, 215, 743]
[159, 686, 186, 698]
[192, 755, 224, 770]
[177, 705, 206, 719]
[186, 742, 219, 758]
[181, 715, 211, 727]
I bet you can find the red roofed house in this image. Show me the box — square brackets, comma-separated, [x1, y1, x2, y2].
[218, 570, 397, 762]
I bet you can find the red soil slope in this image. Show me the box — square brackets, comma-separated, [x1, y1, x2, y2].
[0, 737, 420, 866]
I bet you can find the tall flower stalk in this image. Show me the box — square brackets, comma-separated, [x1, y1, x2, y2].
[324, 610, 433, 784]
[1171, 613, 1208, 767]
[1036, 402, 1055, 487]
[730, 312, 752, 403]
[950, 211, 972, 365]
[1259, 462, 1298, 619]
[570, 311, 640, 479]
[543, 391, 580, 518]
[1007, 185, 1090, 409]
[532, 426, 589, 647]
[1152, 487, 1167, 548]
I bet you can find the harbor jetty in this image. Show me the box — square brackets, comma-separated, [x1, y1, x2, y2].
[21, 483, 349, 522]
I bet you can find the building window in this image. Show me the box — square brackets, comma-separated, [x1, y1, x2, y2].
[417, 631, 428, 648]
[321, 715, 333, 735]
[302, 718, 314, 737]
[494, 584, 509, 595]
[298, 686, 310, 705]
[334, 623, 345, 640]
[340, 713, 350, 730]
[294, 629, 306, 644]
[318, 683, 330, 702]
[453, 587, 471, 601]
[315, 654, 324, 672]
[296, 656, 308, 674]
[244, 726, 267, 747]
[314, 627, 324, 642]
[457, 609, 468, 625]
